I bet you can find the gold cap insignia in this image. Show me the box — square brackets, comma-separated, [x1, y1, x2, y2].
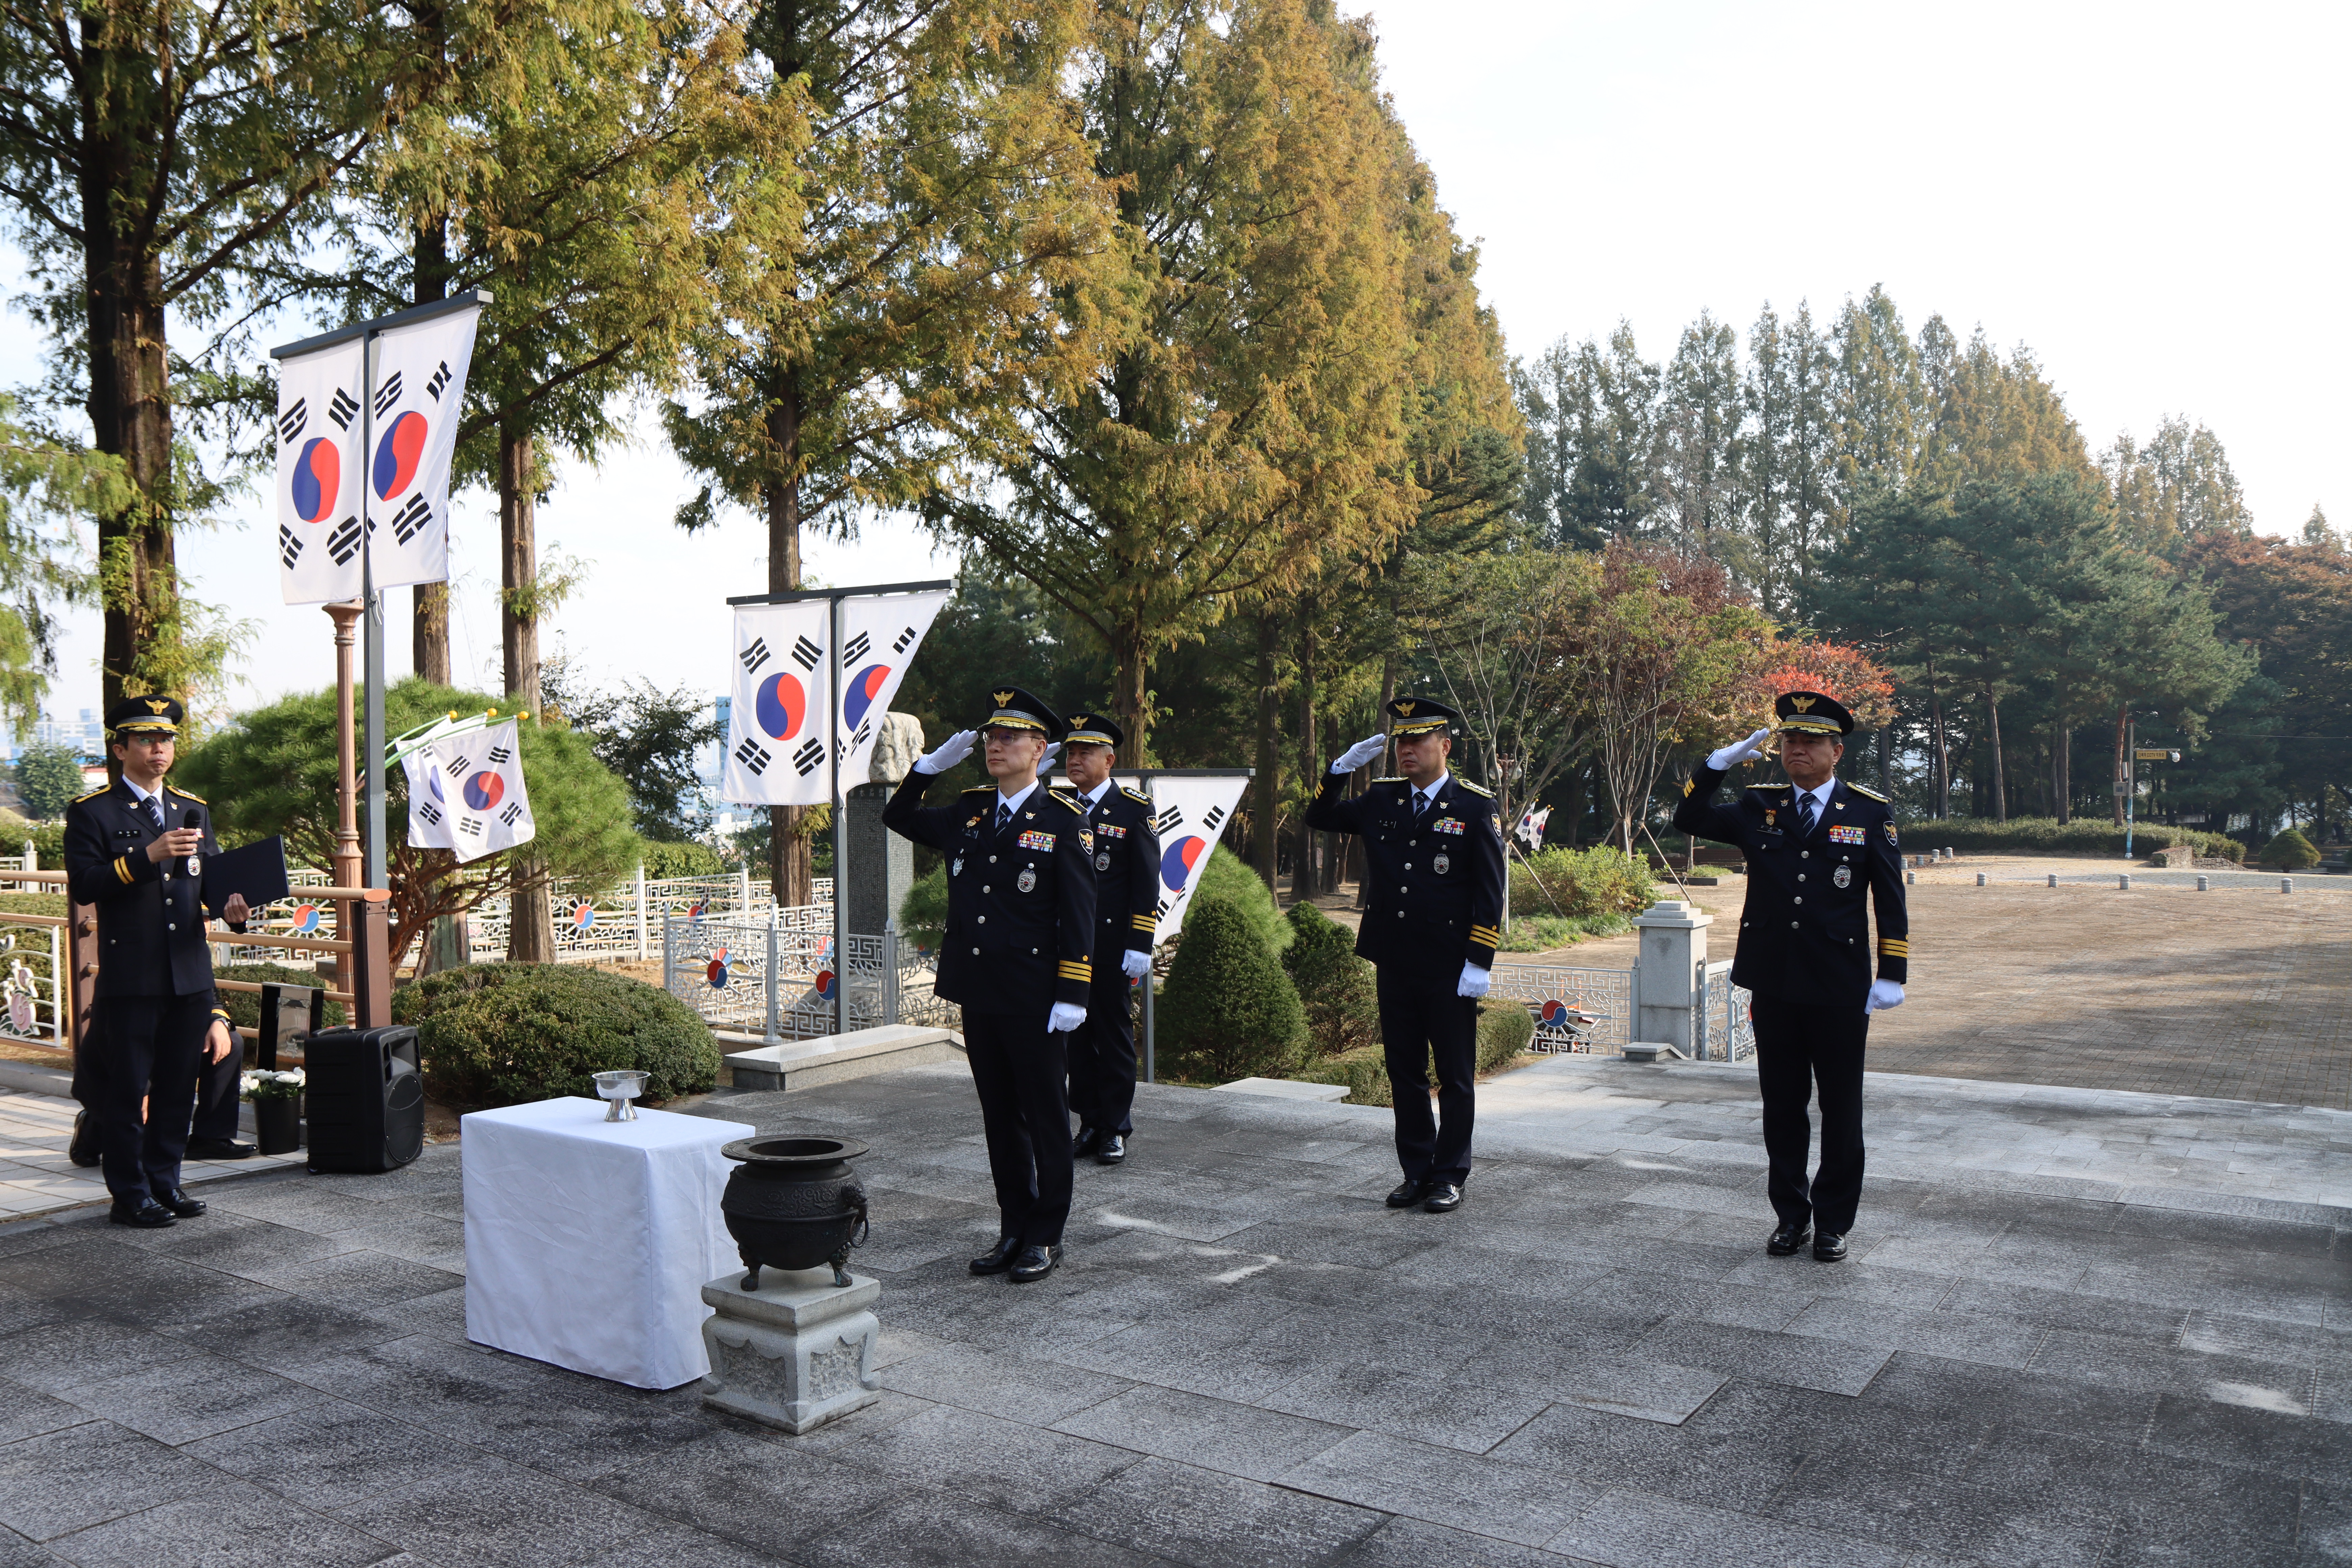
[991, 689, 1014, 707]
[1790, 695, 1815, 712]
[1070, 715, 1088, 729]
[1394, 701, 1416, 716]
[145, 698, 169, 714]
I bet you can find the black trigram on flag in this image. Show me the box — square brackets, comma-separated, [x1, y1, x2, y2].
[1203, 805, 1227, 831]
[791, 738, 824, 776]
[426, 360, 454, 401]
[733, 737, 772, 775]
[498, 802, 523, 827]
[445, 754, 471, 777]
[327, 389, 359, 429]
[1154, 896, 1172, 918]
[853, 717, 873, 750]
[1155, 805, 1183, 835]
[459, 816, 483, 838]
[891, 624, 918, 654]
[373, 373, 404, 416]
[841, 630, 872, 665]
[326, 517, 364, 564]
[278, 399, 307, 444]
[790, 635, 822, 670]
[739, 638, 771, 674]
[278, 525, 303, 569]
[488, 744, 513, 765]
[389, 494, 432, 544]
[417, 801, 442, 826]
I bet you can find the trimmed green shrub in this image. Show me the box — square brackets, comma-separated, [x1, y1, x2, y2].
[1476, 998, 1535, 1071]
[641, 840, 727, 879]
[214, 962, 348, 1032]
[391, 961, 721, 1108]
[1191, 845, 1291, 959]
[898, 864, 948, 952]
[1496, 913, 1631, 953]
[1509, 846, 1655, 919]
[1288, 999, 1534, 1107]
[1282, 902, 1379, 1058]
[0, 892, 67, 920]
[1156, 898, 1308, 1083]
[26, 822, 64, 868]
[1896, 816, 2240, 861]
[2258, 828, 2321, 869]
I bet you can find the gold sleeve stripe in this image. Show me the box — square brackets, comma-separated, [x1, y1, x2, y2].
[1131, 914, 1157, 929]
[114, 856, 134, 884]
[1879, 939, 1910, 954]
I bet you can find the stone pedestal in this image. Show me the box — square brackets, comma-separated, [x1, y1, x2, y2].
[1631, 899, 1711, 1058]
[842, 783, 915, 938]
[701, 1266, 881, 1434]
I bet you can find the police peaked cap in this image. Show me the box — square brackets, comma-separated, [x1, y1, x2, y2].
[1385, 695, 1460, 737]
[982, 685, 1066, 742]
[1772, 690, 1854, 737]
[107, 695, 183, 735]
[1062, 710, 1124, 749]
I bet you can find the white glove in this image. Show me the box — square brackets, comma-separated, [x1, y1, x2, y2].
[915, 729, 977, 774]
[1042, 741, 1062, 767]
[1456, 960, 1491, 999]
[1331, 732, 1386, 775]
[1047, 1001, 1087, 1033]
[1864, 979, 1905, 1016]
[1707, 728, 1772, 771]
[1121, 949, 1152, 980]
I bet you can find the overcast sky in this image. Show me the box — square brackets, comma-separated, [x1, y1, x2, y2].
[12, 0, 2344, 729]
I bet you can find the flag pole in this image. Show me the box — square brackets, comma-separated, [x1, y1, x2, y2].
[830, 589, 847, 1035]
[361, 323, 387, 891]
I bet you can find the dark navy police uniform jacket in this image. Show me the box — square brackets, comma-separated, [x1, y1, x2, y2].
[1303, 771, 1506, 989]
[884, 774, 1098, 1016]
[64, 779, 233, 1010]
[1671, 764, 1909, 1011]
[1052, 782, 1161, 971]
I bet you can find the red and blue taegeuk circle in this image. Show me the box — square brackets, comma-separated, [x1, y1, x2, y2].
[372, 411, 429, 499]
[1158, 835, 1206, 892]
[1539, 1000, 1571, 1028]
[572, 903, 595, 933]
[814, 969, 837, 1000]
[462, 771, 504, 811]
[843, 664, 891, 730]
[291, 438, 340, 523]
[706, 948, 731, 987]
[289, 904, 321, 935]
[755, 672, 806, 740]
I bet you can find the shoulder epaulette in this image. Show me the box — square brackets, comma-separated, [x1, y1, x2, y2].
[1373, 776, 1405, 784]
[1120, 786, 1151, 805]
[1046, 790, 1086, 815]
[1845, 782, 1890, 803]
[168, 787, 206, 803]
[1746, 782, 1792, 791]
[70, 785, 109, 803]
[1456, 780, 1494, 799]
[960, 784, 995, 795]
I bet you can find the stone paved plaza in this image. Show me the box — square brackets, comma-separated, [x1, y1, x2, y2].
[0, 1058, 2344, 1567]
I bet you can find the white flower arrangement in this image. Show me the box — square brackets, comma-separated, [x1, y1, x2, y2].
[240, 1068, 306, 1101]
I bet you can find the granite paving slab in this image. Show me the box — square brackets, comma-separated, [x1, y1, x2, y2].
[0, 1060, 2343, 1564]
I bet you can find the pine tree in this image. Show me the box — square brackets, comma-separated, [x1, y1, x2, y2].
[1655, 311, 1744, 562]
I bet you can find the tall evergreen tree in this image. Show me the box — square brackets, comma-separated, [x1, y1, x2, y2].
[1829, 284, 1924, 520]
[1655, 311, 1743, 562]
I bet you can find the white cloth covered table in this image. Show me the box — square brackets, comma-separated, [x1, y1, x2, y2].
[463, 1096, 754, 1389]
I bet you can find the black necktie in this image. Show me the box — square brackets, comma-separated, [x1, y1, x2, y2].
[1415, 789, 1434, 819]
[143, 794, 164, 832]
[1797, 791, 1817, 836]
[996, 802, 1012, 833]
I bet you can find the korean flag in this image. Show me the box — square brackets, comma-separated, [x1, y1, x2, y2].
[721, 601, 832, 806]
[274, 338, 367, 605]
[834, 588, 949, 784]
[405, 718, 534, 864]
[364, 302, 480, 591]
[1138, 775, 1249, 943]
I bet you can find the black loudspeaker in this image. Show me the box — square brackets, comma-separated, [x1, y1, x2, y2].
[305, 1026, 425, 1174]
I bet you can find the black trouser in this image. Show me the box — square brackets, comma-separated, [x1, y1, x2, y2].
[192, 1042, 244, 1142]
[1067, 971, 1137, 1137]
[1376, 972, 1477, 1185]
[1750, 995, 1870, 1234]
[961, 1010, 1074, 1247]
[83, 993, 210, 1203]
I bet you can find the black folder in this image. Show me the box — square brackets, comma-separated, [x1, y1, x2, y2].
[202, 834, 292, 918]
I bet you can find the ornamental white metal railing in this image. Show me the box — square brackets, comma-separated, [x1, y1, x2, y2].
[0, 920, 62, 1043]
[468, 869, 830, 966]
[1696, 959, 1756, 1062]
[1487, 963, 1636, 1054]
[661, 910, 953, 1042]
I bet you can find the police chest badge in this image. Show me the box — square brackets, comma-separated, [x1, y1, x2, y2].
[1016, 866, 1037, 893]
[1833, 864, 1852, 888]
[951, 855, 963, 877]
[1096, 851, 1111, 871]
[1433, 852, 1451, 876]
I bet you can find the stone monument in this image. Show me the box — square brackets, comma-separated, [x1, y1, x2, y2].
[842, 711, 922, 938]
[1630, 898, 1711, 1057]
[700, 1265, 882, 1434]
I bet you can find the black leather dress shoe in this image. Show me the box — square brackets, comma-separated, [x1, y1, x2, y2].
[185, 1137, 255, 1160]
[1007, 1244, 1061, 1283]
[109, 1198, 175, 1229]
[1385, 1179, 1429, 1209]
[1094, 1132, 1127, 1166]
[152, 1185, 206, 1219]
[1422, 1182, 1463, 1214]
[1767, 1222, 1811, 1256]
[969, 1237, 1022, 1275]
[1072, 1126, 1102, 1162]
[1813, 1232, 1848, 1262]
[68, 1111, 99, 1168]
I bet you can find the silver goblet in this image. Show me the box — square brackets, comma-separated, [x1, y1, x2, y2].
[593, 1069, 649, 1122]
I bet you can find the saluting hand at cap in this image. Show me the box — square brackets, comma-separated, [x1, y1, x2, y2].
[915, 729, 979, 774]
[1331, 733, 1387, 775]
[1707, 728, 1772, 770]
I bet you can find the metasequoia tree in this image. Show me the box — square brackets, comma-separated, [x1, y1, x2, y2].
[0, 0, 427, 709]
[0, 396, 130, 728]
[661, 0, 1122, 905]
[928, 0, 1420, 760]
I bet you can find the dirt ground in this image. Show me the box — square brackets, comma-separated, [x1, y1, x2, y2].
[1296, 859, 2352, 1110]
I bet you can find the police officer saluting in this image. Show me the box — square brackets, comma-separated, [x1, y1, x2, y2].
[884, 687, 1098, 1282]
[1673, 691, 1908, 1262]
[1051, 712, 1159, 1166]
[64, 697, 252, 1227]
[1304, 696, 1505, 1214]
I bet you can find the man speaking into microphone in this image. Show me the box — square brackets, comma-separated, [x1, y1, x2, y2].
[64, 697, 251, 1228]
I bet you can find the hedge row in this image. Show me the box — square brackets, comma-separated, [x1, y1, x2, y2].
[1901, 816, 2243, 861]
[390, 961, 721, 1108]
[1290, 1000, 1534, 1108]
[1508, 845, 1655, 919]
